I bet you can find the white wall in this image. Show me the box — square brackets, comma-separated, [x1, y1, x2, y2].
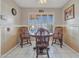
[63, 0, 79, 52]
[1, 0, 21, 26]
[0, 28, 1, 56]
[0, 0, 21, 55]
[21, 8, 63, 26]
[63, 0, 79, 26]
[0, 0, 2, 56]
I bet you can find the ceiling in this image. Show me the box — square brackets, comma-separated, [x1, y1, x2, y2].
[14, 0, 70, 8]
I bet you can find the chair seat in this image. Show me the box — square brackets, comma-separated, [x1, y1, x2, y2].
[22, 37, 30, 39]
[53, 33, 59, 39]
[37, 43, 48, 49]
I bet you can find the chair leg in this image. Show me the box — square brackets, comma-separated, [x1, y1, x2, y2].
[20, 39, 23, 48]
[47, 48, 49, 58]
[59, 39, 63, 48]
[36, 47, 38, 58]
[27, 39, 29, 44]
[26, 38, 32, 45]
[55, 39, 56, 44]
[51, 38, 57, 45]
[27, 38, 32, 45]
[29, 39, 32, 45]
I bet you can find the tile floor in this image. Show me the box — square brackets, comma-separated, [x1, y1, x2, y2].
[1, 41, 79, 58]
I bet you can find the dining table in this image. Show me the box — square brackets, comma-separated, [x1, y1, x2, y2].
[29, 33, 53, 49]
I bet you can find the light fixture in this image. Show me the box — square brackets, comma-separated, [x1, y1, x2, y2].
[39, 0, 47, 4]
[40, 0, 43, 4]
[43, 0, 47, 4]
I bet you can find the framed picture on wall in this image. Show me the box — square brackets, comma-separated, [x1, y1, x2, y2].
[64, 4, 75, 21]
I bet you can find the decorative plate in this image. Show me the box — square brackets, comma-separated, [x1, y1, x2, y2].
[11, 8, 17, 16]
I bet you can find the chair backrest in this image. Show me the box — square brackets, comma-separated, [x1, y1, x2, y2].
[53, 27, 63, 39]
[19, 27, 29, 38]
[55, 27, 63, 34]
[35, 28, 50, 46]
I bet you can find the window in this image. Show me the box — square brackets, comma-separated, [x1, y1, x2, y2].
[28, 14, 53, 33]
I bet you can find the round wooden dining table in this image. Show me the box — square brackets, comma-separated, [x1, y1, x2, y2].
[30, 33, 53, 37]
[29, 33, 53, 49]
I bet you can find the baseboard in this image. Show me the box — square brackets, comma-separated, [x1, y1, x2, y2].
[1, 44, 19, 58]
[64, 43, 79, 54]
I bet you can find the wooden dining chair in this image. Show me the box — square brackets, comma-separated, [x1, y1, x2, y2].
[35, 28, 50, 58]
[51, 27, 63, 48]
[19, 27, 32, 48]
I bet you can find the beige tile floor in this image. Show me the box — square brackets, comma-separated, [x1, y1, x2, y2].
[1, 41, 79, 58]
